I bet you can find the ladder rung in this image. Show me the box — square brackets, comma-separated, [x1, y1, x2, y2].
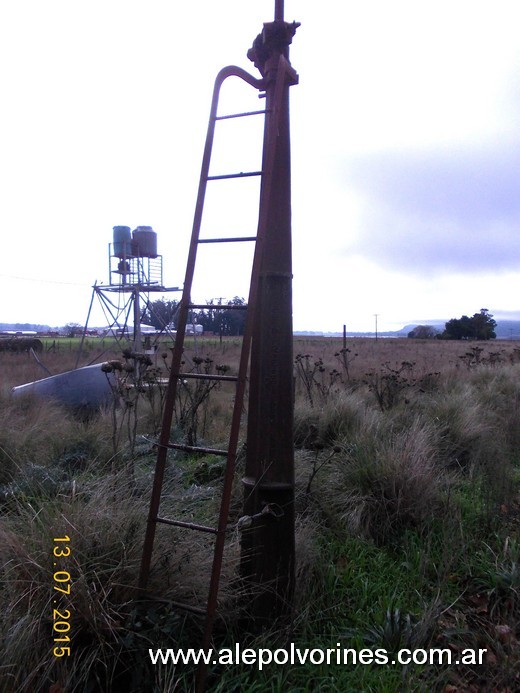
[198, 236, 256, 244]
[155, 516, 219, 534]
[165, 442, 229, 457]
[177, 372, 238, 382]
[207, 171, 262, 181]
[215, 109, 267, 121]
[169, 600, 207, 616]
[189, 303, 248, 310]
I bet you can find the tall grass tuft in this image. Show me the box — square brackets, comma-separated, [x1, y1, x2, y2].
[327, 417, 443, 544]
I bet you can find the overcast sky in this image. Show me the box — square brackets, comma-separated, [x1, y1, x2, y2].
[1, 0, 520, 332]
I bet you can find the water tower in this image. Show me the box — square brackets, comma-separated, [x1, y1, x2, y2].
[85, 225, 179, 351]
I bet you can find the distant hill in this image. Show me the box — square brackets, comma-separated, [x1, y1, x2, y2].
[492, 320, 520, 340]
[0, 322, 54, 332]
[393, 323, 445, 337]
[361, 319, 520, 340]
[296, 319, 520, 340]
[4, 319, 520, 339]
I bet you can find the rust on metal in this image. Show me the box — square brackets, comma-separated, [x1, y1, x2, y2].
[163, 442, 229, 456]
[138, 63, 264, 595]
[139, 2, 299, 689]
[176, 372, 238, 382]
[155, 517, 219, 535]
[240, 9, 299, 625]
[196, 237, 256, 244]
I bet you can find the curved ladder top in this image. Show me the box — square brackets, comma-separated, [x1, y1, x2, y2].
[213, 64, 265, 94]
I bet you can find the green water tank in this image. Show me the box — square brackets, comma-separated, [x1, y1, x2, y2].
[113, 226, 133, 258]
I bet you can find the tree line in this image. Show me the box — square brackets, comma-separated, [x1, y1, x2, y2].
[142, 297, 247, 336]
[408, 309, 497, 340]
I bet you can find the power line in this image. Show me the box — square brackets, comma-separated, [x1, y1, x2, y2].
[0, 273, 92, 287]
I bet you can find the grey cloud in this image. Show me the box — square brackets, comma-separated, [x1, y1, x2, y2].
[342, 141, 520, 273]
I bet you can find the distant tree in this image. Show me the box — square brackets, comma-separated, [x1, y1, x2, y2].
[63, 322, 83, 337]
[195, 299, 221, 334]
[442, 308, 496, 340]
[471, 308, 497, 340]
[407, 325, 439, 339]
[142, 299, 179, 330]
[142, 296, 246, 335]
[220, 296, 247, 336]
[196, 296, 247, 336]
[443, 315, 472, 340]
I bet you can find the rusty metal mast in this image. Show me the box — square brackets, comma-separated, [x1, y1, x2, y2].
[240, 0, 298, 622]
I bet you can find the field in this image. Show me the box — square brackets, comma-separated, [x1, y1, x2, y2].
[0, 337, 519, 692]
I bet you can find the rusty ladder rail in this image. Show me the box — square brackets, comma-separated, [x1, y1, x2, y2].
[138, 54, 294, 691]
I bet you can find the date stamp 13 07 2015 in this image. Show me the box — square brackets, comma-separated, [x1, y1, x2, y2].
[52, 536, 72, 658]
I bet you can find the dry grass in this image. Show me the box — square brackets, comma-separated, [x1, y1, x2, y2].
[0, 468, 230, 692]
[0, 337, 518, 691]
[291, 335, 518, 380]
[0, 396, 114, 487]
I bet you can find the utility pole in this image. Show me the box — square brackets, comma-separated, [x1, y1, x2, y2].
[374, 313, 379, 341]
[133, 287, 142, 353]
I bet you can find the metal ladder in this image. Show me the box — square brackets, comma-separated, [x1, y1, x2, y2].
[138, 54, 296, 685]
